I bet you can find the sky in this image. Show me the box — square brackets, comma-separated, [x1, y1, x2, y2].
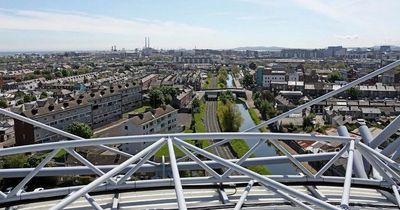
[0, 0, 399, 51]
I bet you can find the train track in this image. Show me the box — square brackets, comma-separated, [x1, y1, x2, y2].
[205, 101, 236, 160]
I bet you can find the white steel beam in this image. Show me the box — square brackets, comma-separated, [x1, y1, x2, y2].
[167, 138, 187, 210]
[0, 108, 135, 160]
[269, 139, 313, 176]
[7, 149, 60, 198]
[65, 148, 105, 177]
[84, 193, 104, 210]
[246, 60, 400, 131]
[234, 180, 254, 210]
[357, 142, 400, 170]
[174, 142, 221, 179]
[370, 115, 400, 149]
[116, 140, 165, 185]
[392, 185, 400, 208]
[0, 132, 353, 156]
[175, 138, 340, 210]
[340, 140, 355, 210]
[315, 143, 349, 178]
[382, 137, 400, 157]
[222, 139, 266, 178]
[49, 138, 165, 210]
[262, 184, 314, 210]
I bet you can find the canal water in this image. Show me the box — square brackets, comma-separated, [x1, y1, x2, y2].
[227, 74, 297, 174]
[236, 104, 297, 175]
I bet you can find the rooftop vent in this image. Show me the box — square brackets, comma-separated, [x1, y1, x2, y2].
[31, 108, 38, 115]
[138, 113, 144, 120]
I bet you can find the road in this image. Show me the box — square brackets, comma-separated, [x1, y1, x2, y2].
[204, 101, 236, 160]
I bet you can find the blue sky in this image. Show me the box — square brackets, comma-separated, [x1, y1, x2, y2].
[0, 0, 399, 51]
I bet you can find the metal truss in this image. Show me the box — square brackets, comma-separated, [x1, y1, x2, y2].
[0, 60, 399, 209]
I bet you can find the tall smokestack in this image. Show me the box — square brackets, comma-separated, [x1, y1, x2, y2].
[148, 37, 150, 48]
[144, 37, 147, 48]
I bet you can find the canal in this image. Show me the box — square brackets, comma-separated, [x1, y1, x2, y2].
[227, 74, 297, 174]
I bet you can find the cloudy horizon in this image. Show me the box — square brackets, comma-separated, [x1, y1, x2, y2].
[0, 0, 399, 51]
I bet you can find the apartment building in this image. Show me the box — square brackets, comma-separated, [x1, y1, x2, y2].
[114, 81, 142, 113]
[96, 105, 178, 155]
[15, 98, 92, 145]
[263, 70, 286, 87]
[87, 89, 122, 128]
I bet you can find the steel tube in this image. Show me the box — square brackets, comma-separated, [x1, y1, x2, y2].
[175, 138, 340, 210]
[340, 140, 355, 209]
[49, 138, 165, 210]
[167, 138, 187, 210]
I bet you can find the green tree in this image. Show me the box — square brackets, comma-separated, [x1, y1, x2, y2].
[192, 98, 200, 110]
[23, 95, 36, 103]
[160, 86, 177, 98]
[242, 74, 255, 88]
[259, 100, 276, 120]
[39, 92, 48, 99]
[232, 65, 240, 77]
[1, 154, 28, 168]
[249, 62, 257, 70]
[328, 71, 343, 82]
[149, 89, 165, 108]
[219, 102, 243, 132]
[55, 71, 62, 78]
[67, 122, 93, 139]
[219, 91, 234, 104]
[0, 98, 8, 108]
[303, 113, 316, 130]
[346, 87, 360, 100]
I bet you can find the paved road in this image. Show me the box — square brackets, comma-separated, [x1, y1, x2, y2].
[204, 101, 236, 160]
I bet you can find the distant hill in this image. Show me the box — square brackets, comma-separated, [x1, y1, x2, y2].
[232, 46, 285, 51]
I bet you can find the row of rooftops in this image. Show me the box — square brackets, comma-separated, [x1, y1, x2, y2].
[12, 81, 141, 118]
[315, 99, 400, 107]
[128, 105, 176, 125]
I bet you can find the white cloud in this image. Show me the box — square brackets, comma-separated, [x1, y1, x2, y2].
[0, 8, 231, 50]
[0, 9, 215, 35]
[335, 35, 359, 40]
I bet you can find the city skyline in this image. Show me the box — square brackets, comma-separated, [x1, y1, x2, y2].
[0, 0, 399, 51]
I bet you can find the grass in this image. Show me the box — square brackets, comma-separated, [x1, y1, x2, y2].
[54, 149, 66, 158]
[133, 105, 151, 113]
[155, 102, 209, 158]
[203, 76, 211, 89]
[229, 139, 271, 175]
[248, 108, 268, 132]
[193, 101, 210, 148]
[216, 101, 271, 175]
[123, 105, 151, 118]
[193, 102, 206, 133]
